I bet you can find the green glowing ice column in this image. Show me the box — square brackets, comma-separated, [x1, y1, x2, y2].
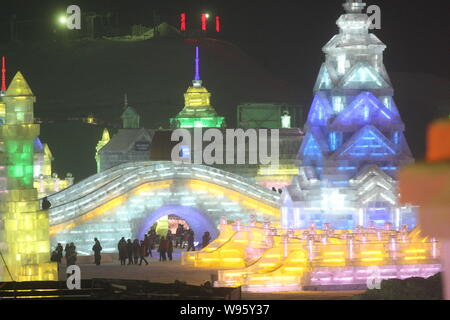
[0, 72, 57, 281]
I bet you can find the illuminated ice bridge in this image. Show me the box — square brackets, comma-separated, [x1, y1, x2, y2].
[47, 161, 281, 255]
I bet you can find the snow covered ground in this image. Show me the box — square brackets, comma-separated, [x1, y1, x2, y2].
[57, 248, 363, 300]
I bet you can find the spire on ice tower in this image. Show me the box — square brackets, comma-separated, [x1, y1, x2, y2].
[124, 93, 128, 109]
[193, 46, 202, 87]
[343, 0, 366, 13]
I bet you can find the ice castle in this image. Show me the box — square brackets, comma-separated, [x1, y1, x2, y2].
[282, 0, 417, 230]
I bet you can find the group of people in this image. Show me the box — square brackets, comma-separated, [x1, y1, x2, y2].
[175, 225, 211, 250]
[50, 227, 213, 266]
[117, 237, 152, 265]
[51, 242, 77, 266]
[174, 225, 211, 250]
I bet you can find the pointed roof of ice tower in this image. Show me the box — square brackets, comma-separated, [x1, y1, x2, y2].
[5, 71, 34, 96]
[296, 0, 413, 180]
[316, 0, 391, 92]
[184, 46, 211, 108]
[96, 128, 111, 152]
[101, 128, 110, 143]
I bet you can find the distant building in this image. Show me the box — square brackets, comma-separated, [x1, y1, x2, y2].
[97, 96, 153, 172]
[237, 103, 303, 129]
[121, 94, 140, 129]
[95, 48, 304, 189]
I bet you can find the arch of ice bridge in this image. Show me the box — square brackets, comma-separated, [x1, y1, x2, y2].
[47, 161, 281, 255]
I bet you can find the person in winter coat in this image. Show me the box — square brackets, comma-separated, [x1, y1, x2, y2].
[55, 243, 63, 263]
[126, 239, 134, 265]
[67, 243, 77, 266]
[144, 234, 150, 257]
[175, 224, 184, 248]
[132, 239, 140, 264]
[166, 230, 173, 243]
[92, 238, 102, 266]
[64, 243, 70, 265]
[149, 229, 157, 254]
[182, 229, 190, 249]
[41, 197, 51, 210]
[118, 237, 127, 265]
[202, 232, 211, 249]
[186, 230, 196, 251]
[167, 238, 174, 261]
[158, 236, 168, 261]
[139, 240, 149, 265]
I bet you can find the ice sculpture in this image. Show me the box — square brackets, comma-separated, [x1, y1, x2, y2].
[33, 137, 74, 197]
[202, 218, 441, 292]
[170, 46, 225, 128]
[0, 72, 57, 281]
[47, 162, 280, 255]
[95, 128, 110, 173]
[282, 0, 417, 230]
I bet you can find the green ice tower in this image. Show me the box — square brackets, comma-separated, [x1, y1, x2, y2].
[0, 72, 57, 281]
[170, 46, 225, 128]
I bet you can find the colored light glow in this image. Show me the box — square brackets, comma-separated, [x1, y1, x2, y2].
[281, 113, 291, 128]
[1, 56, 6, 92]
[194, 46, 200, 80]
[180, 13, 186, 31]
[215, 16, 220, 32]
[58, 16, 67, 25]
[172, 116, 225, 128]
[203, 219, 440, 291]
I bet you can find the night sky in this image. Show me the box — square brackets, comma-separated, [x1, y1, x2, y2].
[1, 0, 449, 83]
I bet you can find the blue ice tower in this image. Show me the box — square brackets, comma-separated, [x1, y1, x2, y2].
[282, 0, 417, 230]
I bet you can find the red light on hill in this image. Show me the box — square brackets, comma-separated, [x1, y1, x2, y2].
[201, 13, 207, 31]
[180, 13, 186, 31]
[1, 56, 5, 92]
[215, 16, 220, 32]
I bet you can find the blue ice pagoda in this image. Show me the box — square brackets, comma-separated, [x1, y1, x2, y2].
[282, 0, 417, 230]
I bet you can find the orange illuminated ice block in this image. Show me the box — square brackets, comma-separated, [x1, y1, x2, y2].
[399, 118, 450, 299]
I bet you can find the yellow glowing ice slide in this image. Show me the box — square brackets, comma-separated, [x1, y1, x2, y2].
[187, 223, 441, 291]
[182, 223, 275, 268]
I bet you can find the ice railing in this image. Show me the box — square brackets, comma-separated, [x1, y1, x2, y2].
[182, 216, 279, 268]
[47, 161, 142, 206]
[49, 162, 281, 226]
